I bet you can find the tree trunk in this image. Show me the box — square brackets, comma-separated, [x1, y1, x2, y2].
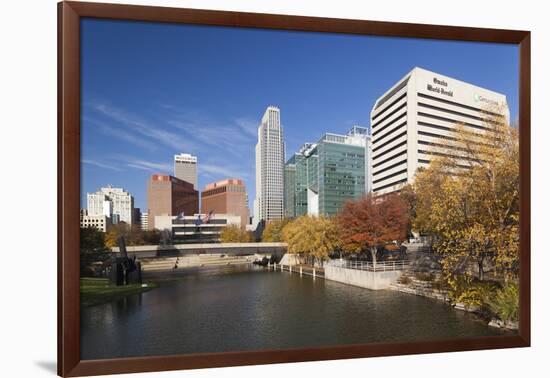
[478, 256, 485, 281]
[370, 247, 377, 268]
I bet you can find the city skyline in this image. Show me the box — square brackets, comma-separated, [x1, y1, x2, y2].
[81, 18, 519, 212]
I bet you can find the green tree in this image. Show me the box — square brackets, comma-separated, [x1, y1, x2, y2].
[80, 227, 111, 277]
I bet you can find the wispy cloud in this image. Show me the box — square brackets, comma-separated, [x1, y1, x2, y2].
[235, 117, 258, 138]
[201, 163, 251, 180]
[160, 105, 258, 156]
[84, 102, 258, 184]
[83, 116, 158, 151]
[82, 159, 121, 171]
[125, 159, 172, 173]
[91, 103, 198, 152]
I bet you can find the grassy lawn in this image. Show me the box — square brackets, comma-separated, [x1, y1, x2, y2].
[80, 277, 157, 307]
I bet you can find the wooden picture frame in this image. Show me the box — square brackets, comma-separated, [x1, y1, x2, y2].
[58, 1, 531, 376]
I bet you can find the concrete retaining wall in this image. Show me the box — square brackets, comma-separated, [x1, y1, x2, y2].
[324, 266, 403, 290]
[112, 242, 287, 259]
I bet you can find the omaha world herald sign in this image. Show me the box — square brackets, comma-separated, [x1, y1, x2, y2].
[427, 77, 454, 97]
[474, 93, 500, 106]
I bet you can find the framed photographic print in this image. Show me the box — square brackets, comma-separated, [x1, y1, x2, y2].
[58, 1, 530, 376]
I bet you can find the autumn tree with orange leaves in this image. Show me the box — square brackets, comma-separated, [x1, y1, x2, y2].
[337, 193, 409, 265]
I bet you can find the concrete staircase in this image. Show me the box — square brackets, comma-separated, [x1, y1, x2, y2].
[139, 254, 252, 272]
[389, 271, 449, 302]
[140, 257, 179, 272]
[196, 254, 251, 267]
[403, 243, 442, 273]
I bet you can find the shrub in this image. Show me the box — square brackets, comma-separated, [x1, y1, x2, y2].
[414, 272, 435, 282]
[431, 278, 447, 292]
[397, 275, 412, 284]
[447, 276, 499, 307]
[485, 283, 519, 321]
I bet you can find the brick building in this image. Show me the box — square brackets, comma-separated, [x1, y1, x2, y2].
[147, 174, 198, 230]
[201, 178, 249, 228]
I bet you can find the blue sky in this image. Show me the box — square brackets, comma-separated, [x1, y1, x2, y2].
[81, 18, 519, 212]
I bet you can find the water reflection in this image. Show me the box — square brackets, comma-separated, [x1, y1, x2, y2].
[81, 266, 507, 360]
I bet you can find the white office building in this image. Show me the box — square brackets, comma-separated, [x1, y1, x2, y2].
[370, 67, 509, 195]
[253, 106, 285, 227]
[80, 213, 112, 232]
[174, 153, 198, 189]
[140, 212, 149, 231]
[87, 186, 135, 224]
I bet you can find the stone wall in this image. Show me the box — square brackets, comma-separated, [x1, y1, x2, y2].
[324, 265, 402, 290]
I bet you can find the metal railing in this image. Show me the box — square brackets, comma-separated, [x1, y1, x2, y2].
[327, 259, 411, 272]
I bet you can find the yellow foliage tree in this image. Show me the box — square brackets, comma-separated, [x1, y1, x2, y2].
[261, 218, 290, 242]
[220, 225, 252, 243]
[413, 105, 519, 282]
[104, 223, 161, 248]
[281, 215, 340, 265]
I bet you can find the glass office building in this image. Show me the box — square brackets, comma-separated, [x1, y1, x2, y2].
[284, 126, 371, 217]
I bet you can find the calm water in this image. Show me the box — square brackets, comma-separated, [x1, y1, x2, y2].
[81, 265, 506, 360]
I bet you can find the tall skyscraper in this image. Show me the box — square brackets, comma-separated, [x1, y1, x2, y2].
[201, 178, 249, 228]
[87, 186, 134, 224]
[174, 153, 198, 189]
[370, 67, 509, 195]
[253, 106, 285, 226]
[284, 126, 371, 217]
[147, 174, 199, 230]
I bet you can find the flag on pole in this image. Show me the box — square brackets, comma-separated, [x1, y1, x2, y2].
[195, 214, 202, 226]
[204, 210, 214, 224]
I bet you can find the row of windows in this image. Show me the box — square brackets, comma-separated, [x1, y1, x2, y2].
[373, 159, 407, 178]
[373, 140, 407, 161]
[418, 121, 497, 148]
[373, 117, 407, 144]
[417, 149, 479, 163]
[372, 92, 407, 121]
[418, 139, 475, 154]
[373, 178, 408, 192]
[417, 158, 471, 170]
[374, 77, 409, 110]
[373, 115, 407, 138]
[373, 130, 407, 153]
[418, 130, 456, 142]
[372, 148, 407, 168]
[418, 101, 491, 123]
[418, 111, 492, 132]
[202, 185, 246, 197]
[372, 102, 407, 129]
[417, 92, 505, 118]
[372, 168, 408, 185]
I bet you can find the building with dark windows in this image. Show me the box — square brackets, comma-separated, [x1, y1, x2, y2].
[153, 214, 242, 244]
[284, 126, 371, 217]
[370, 67, 509, 195]
[201, 178, 249, 228]
[147, 174, 199, 230]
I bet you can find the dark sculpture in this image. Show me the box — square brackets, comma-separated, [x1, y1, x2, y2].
[110, 236, 142, 286]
